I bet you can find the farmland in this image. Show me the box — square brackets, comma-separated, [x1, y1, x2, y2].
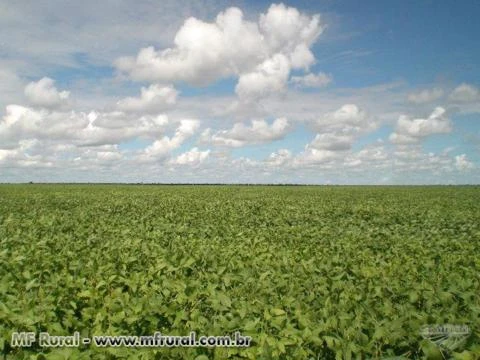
[0, 185, 479, 359]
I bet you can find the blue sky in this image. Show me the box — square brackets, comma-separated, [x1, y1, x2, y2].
[0, 0, 479, 183]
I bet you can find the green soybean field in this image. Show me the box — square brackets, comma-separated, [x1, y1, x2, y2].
[1, 185, 479, 359]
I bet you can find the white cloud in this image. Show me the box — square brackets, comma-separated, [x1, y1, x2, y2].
[0, 148, 53, 168]
[117, 84, 178, 113]
[24, 77, 70, 108]
[290, 72, 332, 88]
[0, 105, 86, 147]
[292, 127, 358, 167]
[294, 148, 341, 166]
[202, 117, 291, 147]
[449, 83, 480, 103]
[115, 7, 262, 85]
[0, 0, 226, 73]
[389, 107, 451, 144]
[0, 138, 61, 168]
[115, 4, 324, 86]
[235, 54, 290, 99]
[0, 104, 172, 149]
[265, 148, 292, 166]
[265, 141, 388, 170]
[283, 139, 468, 182]
[0, 67, 25, 109]
[140, 119, 200, 160]
[407, 88, 444, 104]
[388, 133, 418, 145]
[96, 150, 123, 162]
[346, 143, 388, 166]
[90, 112, 168, 130]
[170, 147, 210, 166]
[455, 154, 474, 171]
[258, 3, 321, 69]
[311, 104, 376, 135]
[308, 133, 353, 151]
[292, 104, 378, 167]
[390, 146, 457, 175]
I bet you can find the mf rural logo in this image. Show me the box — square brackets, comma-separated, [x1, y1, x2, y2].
[420, 324, 471, 352]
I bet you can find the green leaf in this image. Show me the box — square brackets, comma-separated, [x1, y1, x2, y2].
[271, 308, 286, 316]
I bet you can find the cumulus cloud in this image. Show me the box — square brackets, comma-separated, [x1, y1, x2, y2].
[170, 147, 210, 166]
[259, 4, 321, 68]
[288, 138, 467, 180]
[263, 141, 388, 170]
[455, 154, 474, 171]
[265, 148, 292, 166]
[0, 105, 87, 147]
[308, 133, 354, 151]
[117, 84, 178, 113]
[140, 119, 200, 160]
[0, 104, 173, 149]
[290, 72, 332, 88]
[24, 77, 70, 108]
[235, 54, 290, 99]
[83, 112, 171, 146]
[293, 104, 377, 166]
[202, 117, 291, 147]
[254, 136, 473, 185]
[311, 104, 376, 135]
[294, 148, 341, 166]
[293, 130, 356, 167]
[407, 88, 444, 104]
[90, 112, 168, 130]
[344, 143, 388, 168]
[115, 4, 323, 87]
[0, 139, 55, 168]
[95, 150, 123, 162]
[389, 107, 451, 144]
[389, 146, 460, 175]
[449, 83, 480, 103]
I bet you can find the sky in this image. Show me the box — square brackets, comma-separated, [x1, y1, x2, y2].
[0, 0, 479, 184]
